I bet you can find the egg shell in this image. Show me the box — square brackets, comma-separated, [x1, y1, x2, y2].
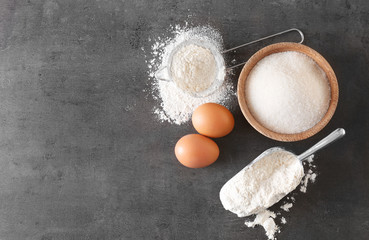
[175, 134, 219, 168]
[192, 103, 235, 138]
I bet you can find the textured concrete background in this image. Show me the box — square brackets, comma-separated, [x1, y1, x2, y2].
[0, 0, 368, 239]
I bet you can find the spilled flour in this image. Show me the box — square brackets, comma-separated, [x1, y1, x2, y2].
[300, 156, 318, 193]
[245, 210, 277, 240]
[280, 203, 293, 212]
[144, 25, 235, 125]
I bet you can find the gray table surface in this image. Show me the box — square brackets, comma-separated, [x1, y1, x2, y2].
[1, 0, 368, 239]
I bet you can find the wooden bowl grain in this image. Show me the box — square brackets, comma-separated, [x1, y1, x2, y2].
[237, 42, 339, 142]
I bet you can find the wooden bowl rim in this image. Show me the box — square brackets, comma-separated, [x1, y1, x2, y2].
[237, 42, 339, 142]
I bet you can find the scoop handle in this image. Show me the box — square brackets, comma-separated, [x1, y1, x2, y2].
[298, 128, 346, 161]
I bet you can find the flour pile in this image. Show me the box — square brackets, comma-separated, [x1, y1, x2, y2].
[220, 151, 318, 240]
[145, 25, 234, 125]
[245, 210, 277, 240]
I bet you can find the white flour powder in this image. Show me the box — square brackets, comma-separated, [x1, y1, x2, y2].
[220, 149, 304, 217]
[245, 51, 331, 134]
[145, 25, 234, 125]
[171, 44, 217, 93]
[220, 150, 318, 240]
[280, 202, 293, 212]
[245, 210, 278, 240]
[300, 155, 318, 193]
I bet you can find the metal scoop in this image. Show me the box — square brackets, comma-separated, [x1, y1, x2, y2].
[248, 128, 346, 168]
[220, 128, 345, 217]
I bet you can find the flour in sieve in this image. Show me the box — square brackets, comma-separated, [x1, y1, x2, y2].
[145, 25, 235, 125]
[171, 44, 217, 93]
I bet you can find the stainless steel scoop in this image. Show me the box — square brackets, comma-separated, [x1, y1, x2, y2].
[219, 128, 346, 217]
[249, 128, 346, 167]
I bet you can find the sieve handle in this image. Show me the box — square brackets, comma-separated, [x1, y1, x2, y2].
[297, 128, 346, 161]
[155, 66, 171, 81]
[224, 28, 305, 69]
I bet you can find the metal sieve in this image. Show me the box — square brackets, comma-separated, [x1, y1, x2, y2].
[155, 28, 304, 98]
[155, 38, 226, 98]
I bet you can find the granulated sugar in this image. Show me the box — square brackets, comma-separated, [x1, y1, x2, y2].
[145, 25, 234, 125]
[245, 51, 331, 134]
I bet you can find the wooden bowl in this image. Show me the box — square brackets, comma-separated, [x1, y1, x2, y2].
[237, 42, 339, 142]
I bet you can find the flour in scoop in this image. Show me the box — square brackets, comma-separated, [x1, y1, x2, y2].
[220, 149, 305, 240]
[220, 149, 304, 217]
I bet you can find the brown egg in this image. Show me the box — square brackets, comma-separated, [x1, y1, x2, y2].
[175, 134, 219, 168]
[192, 103, 235, 138]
